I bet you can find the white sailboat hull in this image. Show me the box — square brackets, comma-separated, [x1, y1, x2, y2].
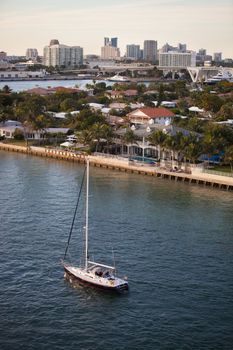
[63, 264, 129, 292]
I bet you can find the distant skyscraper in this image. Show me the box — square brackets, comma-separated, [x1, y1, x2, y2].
[199, 48, 206, 56]
[111, 37, 118, 48]
[126, 44, 141, 60]
[101, 45, 120, 60]
[143, 40, 157, 63]
[213, 52, 222, 62]
[0, 51, 7, 60]
[177, 43, 187, 53]
[26, 48, 38, 61]
[43, 40, 83, 67]
[104, 37, 118, 47]
[104, 37, 110, 46]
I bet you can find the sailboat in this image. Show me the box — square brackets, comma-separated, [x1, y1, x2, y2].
[62, 159, 129, 292]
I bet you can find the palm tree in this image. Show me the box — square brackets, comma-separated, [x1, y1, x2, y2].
[146, 130, 167, 160]
[1, 85, 12, 94]
[122, 129, 138, 156]
[183, 141, 203, 164]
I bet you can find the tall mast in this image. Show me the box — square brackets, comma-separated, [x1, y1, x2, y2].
[85, 159, 89, 270]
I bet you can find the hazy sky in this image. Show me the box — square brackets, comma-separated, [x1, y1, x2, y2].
[1, 0, 233, 58]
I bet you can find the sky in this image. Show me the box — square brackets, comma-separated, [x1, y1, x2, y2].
[1, 0, 233, 58]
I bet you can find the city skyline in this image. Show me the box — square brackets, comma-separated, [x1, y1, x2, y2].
[1, 0, 233, 58]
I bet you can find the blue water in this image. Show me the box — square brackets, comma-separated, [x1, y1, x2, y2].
[0, 151, 233, 350]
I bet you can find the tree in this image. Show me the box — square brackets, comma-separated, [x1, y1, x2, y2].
[146, 130, 167, 159]
[122, 129, 138, 155]
[13, 128, 24, 140]
[224, 145, 233, 172]
[215, 103, 233, 121]
[183, 141, 203, 164]
[1, 85, 12, 94]
[157, 84, 165, 106]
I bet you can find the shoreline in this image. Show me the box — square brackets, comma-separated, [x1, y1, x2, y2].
[0, 142, 233, 191]
[0, 76, 171, 83]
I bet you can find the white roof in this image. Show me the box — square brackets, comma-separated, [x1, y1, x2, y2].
[60, 141, 73, 147]
[188, 106, 204, 112]
[45, 128, 69, 134]
[101, 107, 111, 114]
[88, 103, 104, 109]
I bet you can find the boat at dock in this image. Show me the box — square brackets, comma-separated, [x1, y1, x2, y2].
[61, 159, 129, 292]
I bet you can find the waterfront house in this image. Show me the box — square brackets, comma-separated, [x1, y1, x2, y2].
[128, 107, 174, 126]
[0, 120, 69, 140]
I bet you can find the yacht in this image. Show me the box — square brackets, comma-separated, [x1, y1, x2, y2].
[107, 74, 130, 82]
[205, 71, 233, 84]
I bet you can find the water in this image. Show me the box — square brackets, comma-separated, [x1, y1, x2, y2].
[0, 151, 233, 350]
[0, 79, 112, 92]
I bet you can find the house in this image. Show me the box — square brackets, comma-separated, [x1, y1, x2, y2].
[124, 89, 138, 97]
[88, 103, 104, 111]
[26, 87, 53, 96]
[0, 125, 22, 138]
[108, 90, 124, 99]
[152, 101, 177, 108]
[26, 86, 80, 96]
[128, 107, 174, 126]
[0, 120, 69, 140]
[0, 120, 23, 138]
[109, 103, 127, 111]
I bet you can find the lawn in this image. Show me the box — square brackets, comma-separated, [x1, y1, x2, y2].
[211, 165, 232, 173]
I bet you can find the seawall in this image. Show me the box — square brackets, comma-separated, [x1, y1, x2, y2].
[0, 142, 233, 191]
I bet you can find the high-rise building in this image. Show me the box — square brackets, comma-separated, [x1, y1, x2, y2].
[159, 51, 196, 67]
[143, 40, 157, 63]
[199, 48, 206, 56]
[126, 44, 141, 60]
[26, 48, 38, 61]
[213, 52, 222, 63]
[101, 45, 120, 60]
[161, 43, 187, 53]
[43, 40, 83, 67]
[177, 43, 187, 53]
[111, 37, 118, 48]
[101, 37, 120, 59]
[104, 37, 110, 46]
[0, 51, 7, 60]
[104, 37, 118, 47]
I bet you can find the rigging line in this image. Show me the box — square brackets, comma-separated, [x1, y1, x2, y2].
[63, 166, 87, 260]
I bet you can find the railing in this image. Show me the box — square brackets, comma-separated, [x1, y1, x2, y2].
[93, 152, 129, 162]
[203, 169, 233, 178]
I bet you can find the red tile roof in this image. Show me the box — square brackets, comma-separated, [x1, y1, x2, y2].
[26, 87, 51, 95]
[48, 86, 80, 93]
[132, 107, 174, 118]
[124, 89, 138, 96]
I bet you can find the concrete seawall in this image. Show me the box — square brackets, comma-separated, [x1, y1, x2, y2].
[1, 142, 233, 191]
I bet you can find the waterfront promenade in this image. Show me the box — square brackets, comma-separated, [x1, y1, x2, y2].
[0, 142, 233, 191]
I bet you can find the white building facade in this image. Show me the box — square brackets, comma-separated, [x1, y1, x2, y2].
[159, 51, 196, 67]
[43, 40, 83, 67]
[126, 45, 141, 60]
[101, 45, 120, 60]
[26, 48, 38, 60]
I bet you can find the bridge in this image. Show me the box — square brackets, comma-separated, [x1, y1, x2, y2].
[157, 66, 233, 82]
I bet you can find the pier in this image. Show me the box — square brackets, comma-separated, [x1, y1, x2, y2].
[1, 142, 233, 191]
